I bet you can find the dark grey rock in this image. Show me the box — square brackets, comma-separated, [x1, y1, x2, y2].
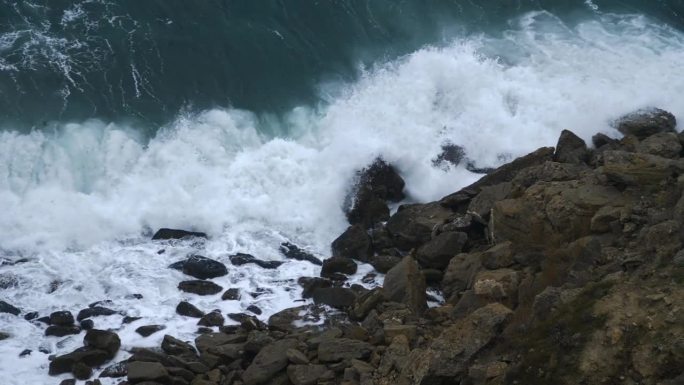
[242, 339, 298, 385]
[99, 360, 128, 378]
[221, 288, 240, 300]
[279, 242, 322, 265]
[178, 280, 223, 295]
[615, 108, 677, 139]
[49, 311, 74, 326]
[152, 228, 207, 240]
[127, 361, 170, 383]
[321, 256, 357, 278]
[229, 253, 284, 269]
[169, 255, 228, 280]
[383, 255, 427, 314]
[312, 287, 357, 309]
[297, 277, 332, 298]
[197, 311, 224, 327]
[80, 319, 94, 330]
[331, 225, 372, 262]
[45, 325, 81, 337]
[84, 329, 121, 358]
[370, 255, 401, 274]
[0, 300, 20, 316]
[318, 338, 372, 362]
[176, 301, 204, 318]
[416, 231, 467, 269]
[135, 325, 166, 337]
[554, 129, 589, 164]
[76, 306, 116, 321]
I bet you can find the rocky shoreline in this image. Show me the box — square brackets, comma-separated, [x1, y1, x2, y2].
[2, 108, 684, 385]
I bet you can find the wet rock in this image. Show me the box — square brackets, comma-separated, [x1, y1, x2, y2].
[49, 347, 110, 375]
[554, 129, 589, 164]
[127, 361, 170, 383]
[247, 305, 262, 315]
[347, 188, 390, 229]
[152, 228, 207, 240]
[318, 338, 372, 362]
[350, 288, 385, 320]
[197, 311, 225, 327]
[242, 338, 298, 385]
[178, 280, 223, 296]
[76, 307, 116, 321]
[0, 300, 20, 316]
[321, 256, 358, 278]
[312, 287, 357, 309]
[176, 301, 204, 318]
[136, 325, 166, 337]
[370, 254, 401, 274]
[221, 288, 240, 301]
[614, 108, 676, 139]
[279, 242, 323, 265]
[23, 311, 39, 321]
[161, 335, 196, 357]
[84, 329, 121, 358]
[467, 182, 514, 219]
[286, 349, 309, 365]
[637, 132, 682, 159]
[386, 202, 454, 250]
[416, 231, 467, 269]
[169, 255, 228, 279]
[331, 225, 372, 262]
[45, 325, 81, 337]
[346, 159, 405, 228]
[297, 277, 332, 298]
[432, 143, 466, 169]
[511, 161, 584, 188]
[80, 319, 94, 330]
[229, 253, 284, 269]
[0, 332, 9, 340]
[268, 306, 308, 333]
[19, 349, 30, 356]
[287, 364, 332, 385]
[383, 255, 427, 314]
[58, 380, 76, 385]
[72, 361, 92, 380]
[99, 361, 128, 378]
[122, 316, 141, 324]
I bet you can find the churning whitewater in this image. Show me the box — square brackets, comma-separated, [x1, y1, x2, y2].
[1, 8, 684, 385]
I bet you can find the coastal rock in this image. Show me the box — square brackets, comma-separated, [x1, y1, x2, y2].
[467, 182, 514, 219]
[279, 242, 323, 265]
[318, 338, 372, 362]
[49, 311, 75, 326]
[442, 252, 482, 300]
[76, 306, 116, 321]
[161, 335, 196, 356]
[432, 143, 466, 169]
[99, 361, 128, 378]
[312, 287, 357, 309]
[637, 132, 682, 159]
[370, 254, 401, 273]
[242, 339, 298, 385]
[45, 325, 81, 337]
[554, 129, 589, 164]
[383, 255, 427, 314]
[49, 347, 110, 375]
[178, 280, 223, 295]
[345, 158, 406, 228]
[472, 269, 520, 301]
[297, 277, 332, 298]
[331, 225, 372, 262]
[321, 256, 357, 278]
[346, 188, 390, 229]
[152, 228, 207, 240]
[0, 300, 20, 316]
[481, 241, 515, 269]
[287, 364, 332, 385]
[385, 202, 453, 250]
[127, 361, 170, 383]
[221, 288, 240, 300]
[176, 301, 204, 318]
[416, 231, 467, 269]
[84, 329, 120, 358]
[197, 310, 225, 327]
[229, 253, 284, 269]
[602, 150, 682, 186]
[135, 325, 166, 337]
[614, 108, 676, 139]
[169, 255, 228, 279]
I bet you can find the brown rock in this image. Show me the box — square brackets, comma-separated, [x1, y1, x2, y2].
[383, 255, 427, 314]
[416, 231, 467, 269]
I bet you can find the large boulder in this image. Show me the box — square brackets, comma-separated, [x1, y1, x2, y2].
[614, 108, 676, 139]
[400, 303, 513, 382]
[637, 132, 682, 159]
[312, 287, 357, 309]
[416, 231, 467, 269]
[345, 158, 405, 229]
[385, 202, 454, 250]
[383, 255, 427, 314]
[242, 339, 298, 385]
[127, 361, 170, 383]
[83, 329, 120, 358]
[331, 225, 372, 262]
[320, 256, 357, 278]
[49, 347, 110, 375]
[601, 150, 683, 186]
[442, 252, 482, 301]
[49, 311, 75, 326]
[554, 129, 589, 164]
[169, 255, 228, 279]
[152, 228, 207, 240]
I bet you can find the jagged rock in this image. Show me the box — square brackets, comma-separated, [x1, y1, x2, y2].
[287, 364, 332, 385]
[286, 349, 309, 364]
[350, 288, 385, 320]
[370, 254, 401, 273]
[637, 132, 682, 159]
[49, 311, 75, 326]
[136, 325, 166, 337]
[197, 310, 225, 327]
[127, 361, 170, 383]
[312, 287, 357, 309]
[45, 325, 81, 337]
[49, 347, 110, 375]
[195, 332, 246, 353]
[99, 360, 128, 378]
[385, 202, 454, 250]
[229, 253, 284, 269]
[346, 188, 390, 229]
[592, 133, 616, 148]
[511, 161, 584, 188]
[77, 306, 117, 321]
[401, 303, 512, 381]
[279, 242, 323, 265]
[472, 269, 520, 301]
[221, 288, 240, 300]
[318, 338, 372, 362]
[602, 150, 682, 186]
[467, 182, 514, 219]
[590, 206, 625, 233]
[0, 300, 20, 315]
[244, 330, 275, 355]
[176, 301, 204, 318]
[152, 228, 207, 240]
[614, 108, 676, 139]
[331, 225, 372, 262]
[554, 129, 589, 164]
[178, 280, 223, 295]
[442, 252, 482, 300]
[346, 159, 406, 229]
[242, 339, 298, 385]
[416, 231, 467, 269]
[433, 143, 466, 169]
[169, 255, 228, 279]
[383, 256, 427, 314]
[481, 241, 515, 269]
[58, 380, 75, 385]
[378, 334, 411, 376]
[321, 256, 357, 278]
[383, 325, 417, 345]
[297, 277, 332, 298]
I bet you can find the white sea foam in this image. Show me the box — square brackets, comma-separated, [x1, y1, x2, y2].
[1, 11, 684, 384]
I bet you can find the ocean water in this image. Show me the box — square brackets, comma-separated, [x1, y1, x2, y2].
[1, 1, 684, 383]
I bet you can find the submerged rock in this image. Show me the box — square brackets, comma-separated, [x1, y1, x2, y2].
[151, 228, 207, 240]
[0, 300, 20, 316]
[229, 253, 284, 269]
[279, 242, 323, 265]
[76, 307, 116, 321]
